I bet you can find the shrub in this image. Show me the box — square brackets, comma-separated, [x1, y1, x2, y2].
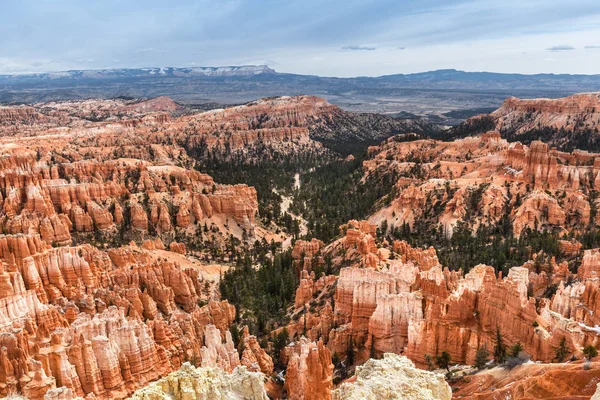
[583, 345, 598, 360]
[504, 354, 529, 370]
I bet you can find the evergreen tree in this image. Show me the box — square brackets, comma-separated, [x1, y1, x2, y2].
[272, 328, 289, 362]
[509, 342, 524, 358]
[583, 345, 598, 360]
[475, 345, 489, 370]
[369, 335, 377, 359]
[346, 340, 354, 367]
[436, 351, 451, 372]
[494, 326, 507, 363]
[424, 354, 434, 371]
[229, 324, 240, 347]
[554, 337, 569, 362]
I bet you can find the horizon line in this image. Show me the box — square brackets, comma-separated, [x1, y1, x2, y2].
[2, 65, 600, 80]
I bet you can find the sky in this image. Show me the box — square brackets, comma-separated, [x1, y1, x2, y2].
[2, 0, 600, 77]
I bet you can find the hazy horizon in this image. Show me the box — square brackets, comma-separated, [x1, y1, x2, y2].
[3, 65, 600, 80]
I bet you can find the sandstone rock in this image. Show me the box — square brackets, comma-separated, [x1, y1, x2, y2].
[169, 242, 186, 255]
[366, 133, 598, 239]
[579, 248, 600, 280]
[332, 353, 451, 400]
[129, 362, 268, 400]
[453, 360, 600, 399]
[285, 338, 333, 400]
[131, 204, 149, 231]
[240, 326, 274, 375]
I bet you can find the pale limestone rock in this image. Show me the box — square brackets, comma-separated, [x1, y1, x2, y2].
[129, 362, 268, 400]
[332, 354, 451, 400]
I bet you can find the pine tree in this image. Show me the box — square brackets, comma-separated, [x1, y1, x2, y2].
[346, 340, 354, 367]
[583, 345, 598, 360]
[509, 342, 524, 358]
[554, 337, 569, 362]
[230, 324, 240, 347]
[369, 335, 377, 359]
[436, 351, 451, 372]
[494, 326, 507, 364]
[424, 354, 434, 371]
[475, 345, 489, 369]
[273, 328, 289, 361]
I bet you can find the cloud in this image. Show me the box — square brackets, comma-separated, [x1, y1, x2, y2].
[2, 0, 600, 76]
[546, 45, 576, 51]
[133, 48, 158, 53]
[341, 45, 376, 51]
[585, 45, 600, 49]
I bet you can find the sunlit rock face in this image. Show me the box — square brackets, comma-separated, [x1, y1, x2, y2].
[366, 133, 599, 238]
[287, 225, 600, 371]
[453, 360, 600, 399]
[129, 362, 268, 400]
[491, 93, 600, 136]
[332, 353, 451, 400]
[0, 235, 240, 398]
[284, 337, 334, 400]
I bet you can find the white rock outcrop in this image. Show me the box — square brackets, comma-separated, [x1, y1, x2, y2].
[130, 362, 268, 400]
[332, 353, 451, 400]
[592, 383, 600, 400]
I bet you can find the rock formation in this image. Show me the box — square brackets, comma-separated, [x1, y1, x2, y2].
[331, 353, 451, 400]
[448, 92, 600, 151]
[284, 224, 600, 373]
[129, 362, 268, 400]
[0, 232, 248, 398]
[284, 338, 333, 400]
[453, 360, 600, 399]
[366, 134, 600, 238]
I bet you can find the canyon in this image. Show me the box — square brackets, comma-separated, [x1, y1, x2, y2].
[0, 93, 600, 399]
[366, 132, 600, 237]
[450, 92, 600, 151]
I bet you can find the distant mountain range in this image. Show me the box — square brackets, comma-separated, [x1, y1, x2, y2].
[0, 65, 276, 82]
[2, 65, 600, 115]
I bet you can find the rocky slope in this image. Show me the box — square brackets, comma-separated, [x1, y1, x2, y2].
[284, 338, 334, 400]
[0, 95, 431, 159]
[3, 92, 600, 399]
[0, 97, 284, 398]
[281, 219, 600, 397]
[449, 93, 600, 151]
[0, 231, 280, 398]
[365, 133, 600, 237]
[0, 141, 259, 250]
[452, 360, 600, 399]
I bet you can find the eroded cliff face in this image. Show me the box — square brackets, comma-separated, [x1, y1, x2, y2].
[447, 93, 600, 151]
[284, 338, 334, 400]
[129, 362, 268, 400]
[283, 220, 600, 376]
[491, 93, 600, 150]
[0, 97, 285, 398]
[0, 95, 422, 165]
[366, 134, 600, 237]
[0, 145, 258, 249]
[332, 353, 451, 400]
[0, 233, 251, 398]
[4, 92, 600, 399]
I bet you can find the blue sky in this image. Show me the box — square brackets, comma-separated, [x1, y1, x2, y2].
[2, 0, 600, 76]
